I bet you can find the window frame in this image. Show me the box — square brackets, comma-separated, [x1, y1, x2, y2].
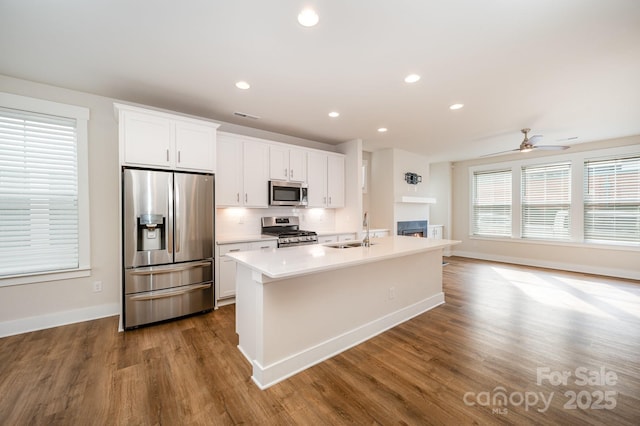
[0, 92, 91, 287]
[583, 154, 640, 246]
[471, 168, 513, 237]
[521, 161, 572, 241]
[468, 144, 640, 251]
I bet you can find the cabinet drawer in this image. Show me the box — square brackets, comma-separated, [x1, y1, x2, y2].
[319, 235, 338, 244]
[251, 241, 277, 250]
[124, 282, 213, 328]
[218, 243, 250, 256]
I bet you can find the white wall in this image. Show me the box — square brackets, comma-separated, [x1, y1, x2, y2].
[0, 74, 339, 336]
[362, 151, 371, 215]
[335, 139, 363, 234]
[451, 135, 640, 280]
[369, 148, 432, 233]
[0, 75, 120, 336]
[369, 149, 395, 230]
[428, 162, 452, 237]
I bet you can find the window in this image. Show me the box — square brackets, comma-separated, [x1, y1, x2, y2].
[521, 162, 571, 240]
[584, 155, 640, 245]
[472, 169, 512, 237]
[0, 93, 90, 284]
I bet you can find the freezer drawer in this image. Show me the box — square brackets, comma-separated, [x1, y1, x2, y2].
[125, 260, 213, 294]
[124, 282, 213, 329]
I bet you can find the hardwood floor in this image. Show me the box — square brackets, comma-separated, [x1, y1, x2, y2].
[1, 257, 639, 425]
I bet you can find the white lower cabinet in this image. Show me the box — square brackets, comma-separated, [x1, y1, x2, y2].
[428, 225, 444, 240]
[318, 233, 356, 244]
[318, 235, 338, 244]
[216, 240, 277, 304]
[369, 229, 390, 238]
[338, 233, 357, 242]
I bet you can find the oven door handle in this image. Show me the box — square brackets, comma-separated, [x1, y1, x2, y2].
[129, 283, 211, 301]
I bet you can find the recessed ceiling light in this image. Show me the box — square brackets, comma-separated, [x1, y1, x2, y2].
[298, 9, 319, 27]
[328, 111, 340, 118]
[449, 103, 464, 110]
[404, 74, 420, 84]
[235, 81, 250, 90]
[378, 127, 388, 133]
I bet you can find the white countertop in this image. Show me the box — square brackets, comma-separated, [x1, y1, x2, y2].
[226, 236, 460, 280]
[216, 234, 278, 245]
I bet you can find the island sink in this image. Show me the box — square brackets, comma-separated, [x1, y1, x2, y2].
[324, 241, 374, 249]
[227, 235, 460, 389]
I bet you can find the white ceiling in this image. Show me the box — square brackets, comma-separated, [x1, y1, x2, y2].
[1, 0, 639, 162]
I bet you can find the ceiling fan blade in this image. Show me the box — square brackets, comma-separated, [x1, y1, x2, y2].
[534, 145, 569, 151]
[529, 134, 544, 145]
[480, 148, 520, 157]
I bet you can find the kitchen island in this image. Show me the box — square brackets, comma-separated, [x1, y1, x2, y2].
[226, 236, 460, 389]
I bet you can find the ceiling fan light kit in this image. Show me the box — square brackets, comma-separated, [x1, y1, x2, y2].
[483, 128, 571, 157]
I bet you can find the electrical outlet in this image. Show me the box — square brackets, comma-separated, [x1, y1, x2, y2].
[388, 286, 396, 300]
[93, 281, 103, 292]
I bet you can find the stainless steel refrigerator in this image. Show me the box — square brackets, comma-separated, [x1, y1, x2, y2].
[122, 168, 214, 329]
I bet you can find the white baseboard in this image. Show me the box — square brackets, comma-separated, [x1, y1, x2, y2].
[452, 250, 640, 281]
[0, 303, 120, 338]
[249, 292, 445, 390]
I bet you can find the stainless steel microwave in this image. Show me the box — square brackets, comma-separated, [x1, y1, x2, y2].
[269, 180, 308, 206]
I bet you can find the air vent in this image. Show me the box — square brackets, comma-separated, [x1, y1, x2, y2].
[233, 111, 260, 120]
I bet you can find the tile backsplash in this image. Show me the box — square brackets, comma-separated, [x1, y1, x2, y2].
[216, 207, 337, 237]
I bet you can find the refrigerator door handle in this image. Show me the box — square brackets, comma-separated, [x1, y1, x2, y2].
[175, 178, 181, 254]
[128, 261, 212, 275]
[167, 177, 174, 255]
[129, 283, 211, 301]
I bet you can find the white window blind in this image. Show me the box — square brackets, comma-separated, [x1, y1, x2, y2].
[472, 169, 512, 237]
[0, 107, 79, 276]
[584, 155, 640, 245]
[521, 162, 571, 240]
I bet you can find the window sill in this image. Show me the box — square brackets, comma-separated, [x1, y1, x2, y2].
[468, 236, 640, 253]
[0, 267, 91, 288]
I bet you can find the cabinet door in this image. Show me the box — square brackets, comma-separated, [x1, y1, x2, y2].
[219, 256, 238, 299]
[216, 136, 243, 206]
[175, 121, 216, 172]
[327, 155, 345, 208]
[288, 148, 307, 183]
[243, 141, 269, 207]
[307, 151, 327, 207]
[218, 243, 249, 300]
[269, 145, 289, 180]
[429, 226, 443, 240]
[122, 110, 173, 168]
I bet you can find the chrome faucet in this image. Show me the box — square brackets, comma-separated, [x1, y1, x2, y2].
[362, 212, 371, 247]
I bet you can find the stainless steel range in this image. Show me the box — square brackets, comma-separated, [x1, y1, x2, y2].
[261, 216, 318, 247]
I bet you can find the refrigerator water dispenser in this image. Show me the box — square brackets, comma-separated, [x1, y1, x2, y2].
[138, 214, 165, 251]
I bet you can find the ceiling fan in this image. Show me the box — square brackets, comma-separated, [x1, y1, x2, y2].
[483, 128, 570, 157]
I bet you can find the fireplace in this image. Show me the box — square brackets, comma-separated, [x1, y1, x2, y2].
[397, 220, 428, 238]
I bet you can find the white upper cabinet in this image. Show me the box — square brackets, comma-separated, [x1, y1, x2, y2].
[115, 103, 219, 172]
[327, 155, 345, 208]
[243, 141, 269, 207]
[307, 151, 328, 207]
[174, 121, 217, 171]
[307, 151, 345, 208]
[269, 145, 307, 183]
[216, 133, 269, 208]
[216, 135, 243, 206]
